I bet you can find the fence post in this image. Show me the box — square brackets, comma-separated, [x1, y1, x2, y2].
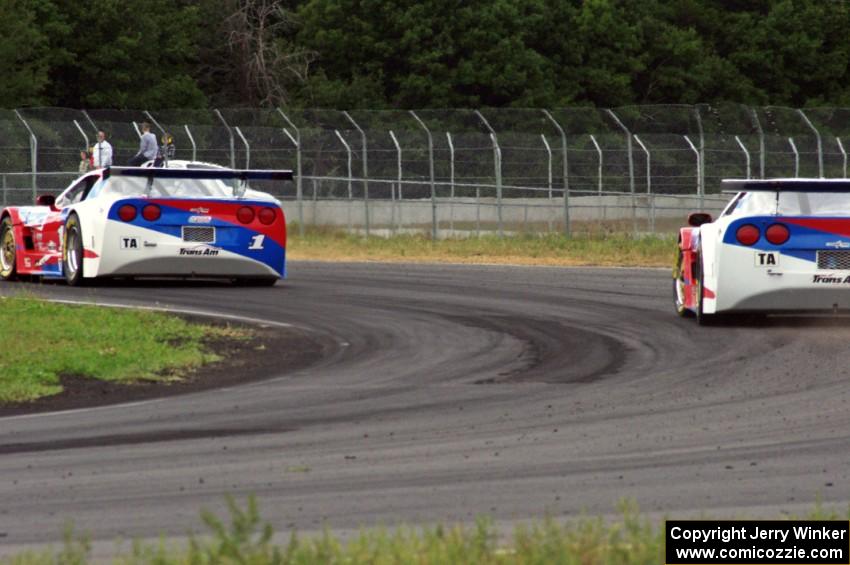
[474, 110, 503, 237]
[335, 129, 354, 233]
[184, 125, 197, 161]
[446, 131, 456, 232]
[144, 110, 167, 137]
[409, 111, 437, 240]
[312, 178, 318, 225]
[734, 135, 751, 179]
[683, 134, 702, 210]
[14, 110, 37, 201]
[633, 135, 652, 232]
[234, 126, 250, 169]
[798, 109, 824, 178]
[213, 109, 236, 169]
[589, 134, 603, 193]
[694, 107, 705, 196]
[73, 120, 90, 153]
[282, 127, 302, 228]
[277, 109, 304, 236]
[606, 109, 636, 234]
[542, 110, 570, 237]
[343, 111, 370, 237]
[837, 137, 847, 178]
[750, 107, 765, 179]
[389, 129, 402, 233]
[81, 110, 98, 133]
[539, 134, 554, 232]
[492, 133, 503, 236]
[589, 134, 604, 221]
[788, 137, 799, 178]
[606, 109, 634, 195]
[541, 134, 553, 199]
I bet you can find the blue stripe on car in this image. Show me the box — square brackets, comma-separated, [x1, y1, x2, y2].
[107, 199, 285, 276]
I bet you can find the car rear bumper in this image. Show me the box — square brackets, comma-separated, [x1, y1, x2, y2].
[104, 255, 279, 278]
[722, 271, 850, 312]
[88, 220, 284, 279]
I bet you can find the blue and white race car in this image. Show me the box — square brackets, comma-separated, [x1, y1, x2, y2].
[675, 179, 850, 323]
[0, 162, 292, 286]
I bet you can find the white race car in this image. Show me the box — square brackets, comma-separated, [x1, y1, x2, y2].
[0, 162, 292, 286]
[675, 179, 850, 323]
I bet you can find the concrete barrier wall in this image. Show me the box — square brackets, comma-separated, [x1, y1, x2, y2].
[280, 194, 728, 235]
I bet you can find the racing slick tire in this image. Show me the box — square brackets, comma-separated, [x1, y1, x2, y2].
[63, 214, 85, 286]
[238, 277, 278, 287]
[673, 249, 695, 318]
[0, 216, 17, 281]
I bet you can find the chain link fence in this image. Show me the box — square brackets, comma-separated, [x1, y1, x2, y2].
[1, 104, 843, 237]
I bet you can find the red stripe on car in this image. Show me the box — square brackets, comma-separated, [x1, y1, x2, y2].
[150, 199, 286, 248]
[783, 218, 850, 237]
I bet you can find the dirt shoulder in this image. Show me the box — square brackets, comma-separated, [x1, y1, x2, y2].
[0, 315, 331, 417]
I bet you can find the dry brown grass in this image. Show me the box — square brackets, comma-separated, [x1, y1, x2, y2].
[286, 227, 675, 268]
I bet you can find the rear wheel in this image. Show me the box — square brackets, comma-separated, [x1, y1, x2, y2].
[0, 217, 17, 281]
[673, 249, 694, 318]
[63, 214, 85, 286]
[238, 277, 278, 287]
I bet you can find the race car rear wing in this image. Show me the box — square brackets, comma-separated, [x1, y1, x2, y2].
[104, 166, 293, 198]
[722, 179, 850, 193]
[104, 167, 293, 181]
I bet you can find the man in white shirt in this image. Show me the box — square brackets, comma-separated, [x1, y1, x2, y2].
[129, 122, 158, 166]
[92, 130, 113, 168]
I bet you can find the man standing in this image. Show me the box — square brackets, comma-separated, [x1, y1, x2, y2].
[92, 130, 113, 168]
[128, 122, 158, 166]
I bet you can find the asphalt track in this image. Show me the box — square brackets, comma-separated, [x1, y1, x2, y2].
[2, 261, 850, 551]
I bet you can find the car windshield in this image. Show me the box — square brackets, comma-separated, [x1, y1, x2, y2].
[96, 176, 238, 199]
[727, 191, 850, 217]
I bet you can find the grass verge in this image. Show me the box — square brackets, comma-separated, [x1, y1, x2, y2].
[4, 497, 847, 564]
[286, 227, 676, 268]
[0, 296, 244, 404]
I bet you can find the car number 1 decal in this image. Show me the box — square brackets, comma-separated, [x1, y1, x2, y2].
[755, 251, 778, 267]
[248, 234, 265, 250]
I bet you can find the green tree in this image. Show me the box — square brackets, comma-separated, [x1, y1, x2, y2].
[0, 0, 65, 107]
[720, 0, 850, 106]
[6, 0, 850, 111]
[196, 0, 314, 108]
[296, 0, 559, 108]
[47, 0, 206, 108]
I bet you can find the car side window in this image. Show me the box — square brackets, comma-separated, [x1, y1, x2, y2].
[55, 176, 97, 208]
[721, 193, 745, 216]
[84, 178, 107, 200]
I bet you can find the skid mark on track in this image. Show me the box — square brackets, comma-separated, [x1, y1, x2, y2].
[440, 315, 629, 385]
[0, 426, 290, 455]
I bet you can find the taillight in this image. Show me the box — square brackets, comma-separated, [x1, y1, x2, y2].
[765, 223, 789, 245]
[258, 207, 276, 225]
[236, 206, 255, 224]
[141, 204, 161, 221]
[736, 224, 760, 246]
[118, 204, 137, 222]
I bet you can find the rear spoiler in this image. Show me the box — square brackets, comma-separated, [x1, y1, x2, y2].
[104, 167, 293, 181]
[722, 179, 850, 193]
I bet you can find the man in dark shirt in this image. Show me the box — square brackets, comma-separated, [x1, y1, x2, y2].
[128, 122, 158, 166]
